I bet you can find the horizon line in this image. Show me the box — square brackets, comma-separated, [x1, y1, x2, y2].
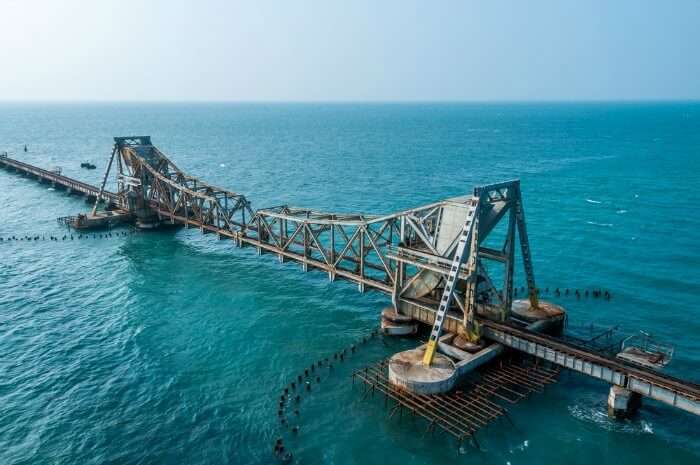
[0, 98, 699, 105]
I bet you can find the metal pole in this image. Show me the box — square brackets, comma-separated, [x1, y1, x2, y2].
[91, 145, 117, 216]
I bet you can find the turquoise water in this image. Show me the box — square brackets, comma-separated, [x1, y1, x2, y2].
[1, 103, 699, 464]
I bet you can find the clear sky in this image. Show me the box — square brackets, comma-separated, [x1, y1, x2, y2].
[0, 0, 698, 102]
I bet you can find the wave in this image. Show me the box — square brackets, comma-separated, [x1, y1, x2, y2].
[585, 199, 602, 204]
[586, 221, 613, 227]
[506, 439, 531, 456]
[568, 403, 654, 435]
[616, 209, 628, 214]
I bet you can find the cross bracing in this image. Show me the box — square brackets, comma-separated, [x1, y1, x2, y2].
[96, 136, 538, 329]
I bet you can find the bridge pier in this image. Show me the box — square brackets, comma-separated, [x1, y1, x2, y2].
[135, 217, 160, 230]
[131, 207, 160, 230]
[608, 385, 642, 419]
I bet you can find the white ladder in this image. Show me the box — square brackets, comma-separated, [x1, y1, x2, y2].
[423, 196, 480, 366]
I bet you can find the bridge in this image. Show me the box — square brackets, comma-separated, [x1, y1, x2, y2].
[1, 137, 699, 422]
[0, 153, 119, 204]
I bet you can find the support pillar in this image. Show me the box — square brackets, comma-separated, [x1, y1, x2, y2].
[607, 385, 641, 419]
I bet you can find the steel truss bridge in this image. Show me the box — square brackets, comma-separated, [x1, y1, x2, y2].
[104, 137, 530, 318]
[1, 137, 699, 417]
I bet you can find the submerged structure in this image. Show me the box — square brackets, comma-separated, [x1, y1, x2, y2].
[2, 137, 699, 445]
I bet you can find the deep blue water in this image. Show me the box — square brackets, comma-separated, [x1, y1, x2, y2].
[1, 103, 699, 465]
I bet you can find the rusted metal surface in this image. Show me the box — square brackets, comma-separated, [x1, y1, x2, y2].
[106, 137, 531, 307]
[57, 211, 132, 230]
[352, 357, 559, 447]
[112, 136, 253, 231]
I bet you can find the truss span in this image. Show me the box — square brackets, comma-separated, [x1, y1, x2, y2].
[108, 137, 532, 312]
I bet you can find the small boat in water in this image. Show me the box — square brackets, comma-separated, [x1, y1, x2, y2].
[80, 162, 96, 169]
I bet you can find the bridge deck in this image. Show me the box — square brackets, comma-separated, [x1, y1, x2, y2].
[481, 320, 700, 416]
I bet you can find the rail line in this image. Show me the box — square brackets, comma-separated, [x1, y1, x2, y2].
[0, 155, 119, 204]
[482, 320, 700, 415]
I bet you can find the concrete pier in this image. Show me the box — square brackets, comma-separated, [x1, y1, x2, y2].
[380, 307, 417, 336]
[384, 297, 566, 395]
[608, 385, 642, 419]
[387, 347, 456, 394]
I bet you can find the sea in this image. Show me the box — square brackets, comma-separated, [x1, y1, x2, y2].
[0, 102, 699, 465]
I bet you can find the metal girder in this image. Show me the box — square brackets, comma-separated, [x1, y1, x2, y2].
[106, 137, 534, 334]
[114, 138, 253, 231]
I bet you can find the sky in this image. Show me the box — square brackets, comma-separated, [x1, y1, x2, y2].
[0, 0, 699, 102]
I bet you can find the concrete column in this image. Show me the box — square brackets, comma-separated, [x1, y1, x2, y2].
[608, 385, 641, 419]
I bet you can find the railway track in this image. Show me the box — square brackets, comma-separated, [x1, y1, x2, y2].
[482, 320, 700, 413]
